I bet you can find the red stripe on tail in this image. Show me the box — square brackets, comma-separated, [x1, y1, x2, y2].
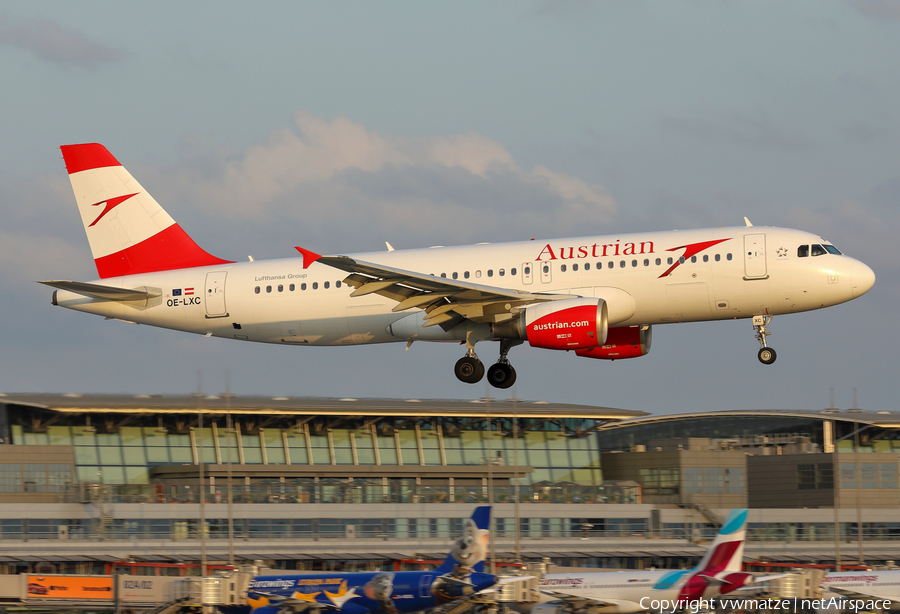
[61, 143, 121, 174]
[94, 224, 232, 278]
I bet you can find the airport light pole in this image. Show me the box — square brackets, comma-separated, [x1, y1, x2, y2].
[198, 372, 207, 578]
[226, 372, 235, 566]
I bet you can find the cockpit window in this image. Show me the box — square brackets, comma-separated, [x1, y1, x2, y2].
[824, 244, 842, 255]
[811, 244, 827, 256]
[798, 245, 809, 258]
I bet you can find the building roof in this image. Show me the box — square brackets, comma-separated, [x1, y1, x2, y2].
[595, 409, 900, 431]
[0, 393, 647, 421]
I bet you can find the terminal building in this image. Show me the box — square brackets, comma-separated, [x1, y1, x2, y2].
[0, 393, 899, 575]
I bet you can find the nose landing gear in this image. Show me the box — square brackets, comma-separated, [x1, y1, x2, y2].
[753, 315, 777, 365]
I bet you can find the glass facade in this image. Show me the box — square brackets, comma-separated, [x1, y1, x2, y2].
[10, 419, 603, 487]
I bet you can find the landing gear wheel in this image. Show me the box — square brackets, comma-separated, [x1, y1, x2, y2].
[758, 347, 777, 365]
[487, 363, 517, 389]
[455, 356, 485, 384]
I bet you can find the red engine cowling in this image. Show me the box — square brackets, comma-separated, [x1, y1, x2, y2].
[575, 325, 651, 360]
[493, 298, 608, 350]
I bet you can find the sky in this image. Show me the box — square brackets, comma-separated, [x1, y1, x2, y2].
[1, 1, 898, 415]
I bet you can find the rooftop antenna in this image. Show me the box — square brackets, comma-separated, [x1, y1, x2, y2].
[829, 387, 835, 410]
[853, 388, 858, 410]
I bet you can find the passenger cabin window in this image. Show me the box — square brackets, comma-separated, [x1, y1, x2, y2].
[726, 253, 733, 260]
[524, 266, 531, 275]
[499, 269, 505, 276]
[336, 280, 342, 288]
[452, 272, 458, 279]
[655, 258, 661, 265]
[511, 267, 517, 275]
[487, 270, 493, 277]
[703, 255, 708, 262]
[572, 264, 578, 271]
[811, 244, 827, 256]
[324, 281, 330, 289]
[301, 283, 307, 290]
[667, 257, 673, 265]
[584, 263, 590, 270]
[278, 284, 283, 292]
[289, 284, 295, 291]
[798, 245, 809, 258]
[312, 282, 318, 290]
[254, 286, 260, 294]
[690, 256, 697, 263]
[464, 271, 470, 279]
[560, 264, 567, 272]
[266, 285, 272, 293]
[715, 254, 721, 262]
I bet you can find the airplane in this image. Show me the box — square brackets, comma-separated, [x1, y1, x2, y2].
[42, 143, 876, 388]
[819, 570, 900, 610]
[219, 506, 500, 614]
[519, 509, 774, 614]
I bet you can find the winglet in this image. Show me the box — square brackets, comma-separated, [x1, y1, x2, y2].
[294, 247, 323, 269]
[744, 217, 753, 227]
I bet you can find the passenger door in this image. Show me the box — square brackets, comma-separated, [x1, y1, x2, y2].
[204, 271, 228, 318]
[743, 234, 767, 280]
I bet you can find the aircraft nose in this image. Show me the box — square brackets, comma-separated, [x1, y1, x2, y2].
[849, 259, 876, 298]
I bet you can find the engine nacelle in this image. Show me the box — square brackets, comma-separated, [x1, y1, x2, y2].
[493, 297, 608, 350]
[575, 325, 651, 360]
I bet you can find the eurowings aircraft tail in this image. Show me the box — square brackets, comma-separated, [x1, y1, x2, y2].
[696, 508, 747, 574]
[434, 506, 491, 574]
[60, 143, 230, 279]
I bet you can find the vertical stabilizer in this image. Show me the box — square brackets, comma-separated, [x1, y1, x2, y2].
[695, 509, 747, 573]
[435, 506, 491, 574]
[60, 143, 231, 278]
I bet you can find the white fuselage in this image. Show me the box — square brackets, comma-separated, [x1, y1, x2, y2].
[53, 226, 874, 349]
[820, 571, 900, 610]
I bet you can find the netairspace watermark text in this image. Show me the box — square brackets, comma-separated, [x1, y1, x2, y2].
[639, 597, 892, 613]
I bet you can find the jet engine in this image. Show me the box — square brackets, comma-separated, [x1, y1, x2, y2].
[492, 297, 608, 350]
[574, 325, 651, 360]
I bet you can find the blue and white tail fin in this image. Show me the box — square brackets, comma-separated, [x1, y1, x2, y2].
[435, 506, 491, 574]
[696, 509, 747, 574]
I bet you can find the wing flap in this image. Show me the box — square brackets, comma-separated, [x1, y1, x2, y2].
[39, 280, 161, 301]
[304, 251, 577, 324]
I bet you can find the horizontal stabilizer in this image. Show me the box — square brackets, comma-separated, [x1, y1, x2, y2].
[39, 280, 161, 301]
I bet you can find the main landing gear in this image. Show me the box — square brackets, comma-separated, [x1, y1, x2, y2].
[454, 339, 521, 388]
[752, 315, 777, 365]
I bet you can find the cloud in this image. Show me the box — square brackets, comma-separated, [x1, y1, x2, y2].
[846, 0, 900, 20]
[0, 12, 124, 68]
[146, 111, 617, 251]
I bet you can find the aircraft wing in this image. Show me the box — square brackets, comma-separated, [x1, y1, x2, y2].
[39, 280, 161, 302]
[539, 589, 619, 609]
[301, 250, 577, 328]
